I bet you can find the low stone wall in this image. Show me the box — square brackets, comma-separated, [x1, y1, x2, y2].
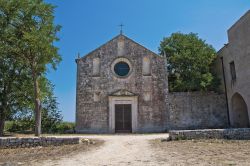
[0, 137, 81, 149]
[169, 128, 250, 140]
[168, 92, 228, 130]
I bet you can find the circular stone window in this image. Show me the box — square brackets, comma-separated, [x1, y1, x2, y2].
[111, 58, 132, 78]
[114, 62, 130, 76]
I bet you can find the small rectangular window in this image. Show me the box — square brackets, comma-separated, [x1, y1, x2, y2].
[230, 61, 236, 81]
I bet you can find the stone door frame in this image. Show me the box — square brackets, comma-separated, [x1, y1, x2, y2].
[108, 96, 138, 133]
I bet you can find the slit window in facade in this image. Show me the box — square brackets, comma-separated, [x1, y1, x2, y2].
[230, 61, 236, 81]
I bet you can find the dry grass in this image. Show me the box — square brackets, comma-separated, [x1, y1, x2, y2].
[150, 139, 250, 165]
[0, 139, 104, 166]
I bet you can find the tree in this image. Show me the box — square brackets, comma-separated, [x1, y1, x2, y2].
[1, 0, 61, 136]
[159, 32, 219, 92]
[10, 80, 62, 133]
[0, 54, 32, 136]
[0, 0, 61, 136]
[40, 81, 62, 133]
[0, 0, 33, 136]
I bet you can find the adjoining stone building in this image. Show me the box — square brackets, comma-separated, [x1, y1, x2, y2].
[216, 10, 250, 128]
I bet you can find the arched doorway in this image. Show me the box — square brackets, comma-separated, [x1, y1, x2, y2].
[231, 93, 249, 128]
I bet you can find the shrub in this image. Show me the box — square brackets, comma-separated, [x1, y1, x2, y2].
[55, 122, 75, 134]
[4, 120, 33, 133]
[4, 121, 14, 132]
[4, 121, 75, 134]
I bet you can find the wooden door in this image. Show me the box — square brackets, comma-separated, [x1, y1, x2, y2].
[115, 104, 132, 133]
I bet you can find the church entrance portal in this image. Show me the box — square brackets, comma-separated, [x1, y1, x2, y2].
[109, 91, 138, 133]
[115, 104, 132, 133]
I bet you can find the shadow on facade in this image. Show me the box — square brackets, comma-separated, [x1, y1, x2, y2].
[231, 93, 249, 128]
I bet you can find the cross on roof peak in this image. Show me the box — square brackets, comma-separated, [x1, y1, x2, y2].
[119, 24, 124, 34]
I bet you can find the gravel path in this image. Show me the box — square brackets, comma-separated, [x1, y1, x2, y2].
[35, 134, 168, 166]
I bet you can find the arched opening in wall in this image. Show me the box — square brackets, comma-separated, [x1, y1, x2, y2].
[231, 93, 249, 128]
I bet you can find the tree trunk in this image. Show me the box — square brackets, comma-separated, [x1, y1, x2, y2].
[0, 108, 5, 137]
[33, 73, 41, 137]
[0, 98, 7, 137]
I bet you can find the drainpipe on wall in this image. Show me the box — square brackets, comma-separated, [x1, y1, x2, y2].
[163, 50, 169, 131]
[220, 56, 231, 127]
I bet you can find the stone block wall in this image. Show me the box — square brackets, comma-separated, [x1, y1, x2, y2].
[169, 128, 250, 140]
[0, 137, 80, 149]
[168, 92, 228, 130]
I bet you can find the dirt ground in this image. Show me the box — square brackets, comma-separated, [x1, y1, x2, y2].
[1, 134, 250, 166]
[30, 134, 166, 166]
[151, 139, 250, 166]
[0, 139, 103, 166]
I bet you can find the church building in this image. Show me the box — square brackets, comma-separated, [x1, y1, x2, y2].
[75, 11, 250, 133]
[75, 34, 169, 133]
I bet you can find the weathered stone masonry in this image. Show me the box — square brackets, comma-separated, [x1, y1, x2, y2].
[0, 137, 81, 149]
[169, 128, 250, 140]
[76, 34, 168, 133]
[168, 92, 228, 130]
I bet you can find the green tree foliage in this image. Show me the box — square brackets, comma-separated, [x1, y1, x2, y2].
[6, 81, 62, 133]
[0, 54, 27, 136]
[40, 83, 62, 133]
[0, 0, 33, 136]
[55, 122, 75, 134]
[0, 0, 61, 136]
[159, 32, 220, 92]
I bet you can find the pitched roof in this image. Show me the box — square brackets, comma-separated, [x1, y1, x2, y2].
[76, 34, 162, 62]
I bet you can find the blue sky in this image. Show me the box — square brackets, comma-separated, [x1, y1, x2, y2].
[46, 0, 250, 122]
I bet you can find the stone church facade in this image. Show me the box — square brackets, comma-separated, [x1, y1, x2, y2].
[75, 34, 169, 133]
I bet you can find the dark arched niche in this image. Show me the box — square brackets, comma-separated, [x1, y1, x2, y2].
[231, 93, 249, 128]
